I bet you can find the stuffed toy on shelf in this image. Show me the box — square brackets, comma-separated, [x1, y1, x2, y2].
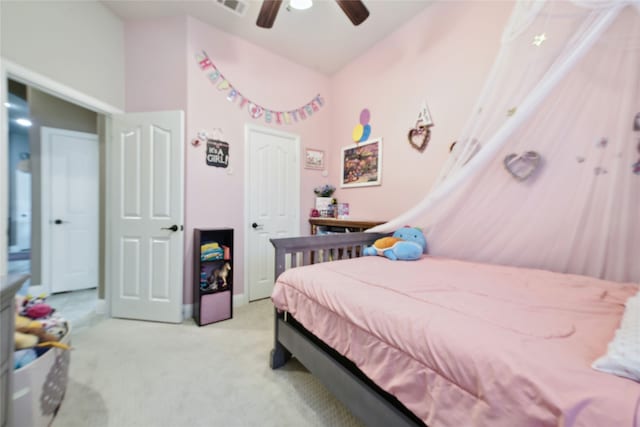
[363, 226, 427, 261]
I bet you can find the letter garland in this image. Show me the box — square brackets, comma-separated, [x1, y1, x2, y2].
[195, 51, 324, 124]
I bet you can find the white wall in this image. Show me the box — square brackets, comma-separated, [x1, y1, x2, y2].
[0, 0, 125, 276]
[0, 1, 125, 110]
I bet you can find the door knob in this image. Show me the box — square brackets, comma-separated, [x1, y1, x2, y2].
[252, 222, 261, 229]
[54, 219, 65, 225]
[162, 224, 179, 232]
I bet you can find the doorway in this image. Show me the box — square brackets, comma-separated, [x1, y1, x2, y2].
[5, 78, 104, 327]
[6, 80, 31, 284]
[245, 124, 300, 302]
[41, 127, 99, 294]
[2, 62, 187, 324]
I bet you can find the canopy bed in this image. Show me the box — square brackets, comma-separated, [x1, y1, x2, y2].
[269, 233, 639, 426]
[269, 1, 640, 425]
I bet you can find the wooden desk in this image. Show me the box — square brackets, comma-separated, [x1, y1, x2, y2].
[309, 218, 385, 235]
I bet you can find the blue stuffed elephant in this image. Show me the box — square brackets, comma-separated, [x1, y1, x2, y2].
[363, 227, 427, 261]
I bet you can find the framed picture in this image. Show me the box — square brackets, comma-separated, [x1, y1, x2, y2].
[304, 148, 325, 170]
[341, 138, 382, 188]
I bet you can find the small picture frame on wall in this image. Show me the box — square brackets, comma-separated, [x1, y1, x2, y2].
[341, 138, 382, 188]
[304, 148, 325, 170]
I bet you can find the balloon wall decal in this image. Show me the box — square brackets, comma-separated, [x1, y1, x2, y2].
[352, 108, 372, 143]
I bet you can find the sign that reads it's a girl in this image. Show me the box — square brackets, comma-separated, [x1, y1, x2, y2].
[206, 140, 229, 168]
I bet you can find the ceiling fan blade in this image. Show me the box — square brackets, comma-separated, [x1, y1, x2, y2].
[335, 0, 370, 26]
[256, 0, 283, 28]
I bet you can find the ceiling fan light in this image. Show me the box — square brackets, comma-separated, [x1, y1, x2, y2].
[289, 0, 312, 10]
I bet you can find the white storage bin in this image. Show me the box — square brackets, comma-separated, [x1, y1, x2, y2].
[11, 326, 71, 427]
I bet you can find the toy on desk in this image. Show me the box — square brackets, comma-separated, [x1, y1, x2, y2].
[363, 227, 427, 261]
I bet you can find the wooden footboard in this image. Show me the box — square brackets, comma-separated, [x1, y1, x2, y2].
[269, 232, 385, 368]
[269, 232, 425, 427]
[269, 232, 386, 368]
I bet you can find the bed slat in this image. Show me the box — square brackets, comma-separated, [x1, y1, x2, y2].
[271, 232, 386, 278]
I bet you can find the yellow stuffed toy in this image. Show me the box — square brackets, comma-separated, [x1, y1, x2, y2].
[14, 315, 71, 350]
[15, 332, 39, 350]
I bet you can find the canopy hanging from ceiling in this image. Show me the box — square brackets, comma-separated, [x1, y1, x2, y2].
[373, 0, 640, 283]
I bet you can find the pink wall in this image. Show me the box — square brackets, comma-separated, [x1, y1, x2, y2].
[329, 1, 512, 221]
[184, 17, 331, 302]
[125, 16, 188, 112]
[126, 16, 332, 303]
[124, 2, 512, 304]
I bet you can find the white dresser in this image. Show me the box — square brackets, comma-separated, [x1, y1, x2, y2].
[1, 275, 29, 427]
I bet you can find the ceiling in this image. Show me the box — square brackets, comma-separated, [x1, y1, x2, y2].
[102, 0, 433, 75]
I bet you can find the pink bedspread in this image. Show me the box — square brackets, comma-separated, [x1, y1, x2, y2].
[271, 256, 640, 427]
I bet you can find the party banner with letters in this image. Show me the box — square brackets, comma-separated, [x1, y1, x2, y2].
[195, 51, 324, 124]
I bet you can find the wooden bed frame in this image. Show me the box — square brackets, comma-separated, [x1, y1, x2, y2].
[269, 232, 426, 427]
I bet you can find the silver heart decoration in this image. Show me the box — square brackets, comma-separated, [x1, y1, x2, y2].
[504, 151, 541, 182]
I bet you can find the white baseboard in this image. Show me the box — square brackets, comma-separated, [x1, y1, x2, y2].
[183, 293, 247, 321]
[233, 293, 246, 307]
[182, 304, 193, 320]
[95, 298, 107, 315]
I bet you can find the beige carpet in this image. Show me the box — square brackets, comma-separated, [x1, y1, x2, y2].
[52, 300, 363, 427]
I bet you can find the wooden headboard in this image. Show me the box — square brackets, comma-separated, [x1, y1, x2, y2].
[270, 232, 387, 278]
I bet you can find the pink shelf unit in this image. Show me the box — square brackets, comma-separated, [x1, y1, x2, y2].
[199, 292, 231, 325]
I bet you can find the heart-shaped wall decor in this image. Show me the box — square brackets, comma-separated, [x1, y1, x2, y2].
[407, 125, 431, 152]
[503, 151, 541, 182]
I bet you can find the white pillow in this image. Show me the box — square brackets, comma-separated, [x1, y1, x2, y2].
[592, 291, 640, 382]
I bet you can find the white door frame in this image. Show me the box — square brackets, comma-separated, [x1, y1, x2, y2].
[0, 58, 123, 312]
[40, 127, 99, 296]
[243, 124, 301, 305]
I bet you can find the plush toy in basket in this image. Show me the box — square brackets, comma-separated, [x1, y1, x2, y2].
[363, 226, 427, 261]
[12, 294, 72, 427]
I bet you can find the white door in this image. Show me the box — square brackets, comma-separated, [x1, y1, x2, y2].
[41, 128, 99, 294]
[246, 125, 300, 301]
[110, 111, 184, 323]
